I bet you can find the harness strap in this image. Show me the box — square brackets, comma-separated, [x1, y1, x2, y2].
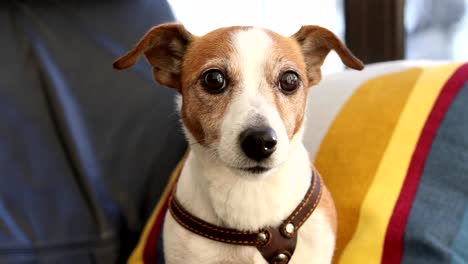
[169, 170, 322, 264]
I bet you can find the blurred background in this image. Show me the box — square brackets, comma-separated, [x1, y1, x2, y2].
[169, 0, 468, 74]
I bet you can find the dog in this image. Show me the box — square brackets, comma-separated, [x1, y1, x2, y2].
[114, 23, 363, 264]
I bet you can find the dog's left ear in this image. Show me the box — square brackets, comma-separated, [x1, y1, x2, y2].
[113, 23, 193, 90]
[292, 25, 364, 85]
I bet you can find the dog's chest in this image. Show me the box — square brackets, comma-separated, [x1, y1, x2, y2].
[162, 205, 335, 264]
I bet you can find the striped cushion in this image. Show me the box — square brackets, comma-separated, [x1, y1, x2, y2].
[307, 61, 468, 264]
[128, 61, 468, 264]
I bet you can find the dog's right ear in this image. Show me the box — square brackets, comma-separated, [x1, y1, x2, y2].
[113, 23, 193, 90]
[292, 26, 364, 86]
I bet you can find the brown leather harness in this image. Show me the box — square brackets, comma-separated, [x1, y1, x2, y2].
[169, 169, 323, 264]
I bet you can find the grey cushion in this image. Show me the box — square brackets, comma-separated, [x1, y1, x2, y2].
[0, 1, 186, 263]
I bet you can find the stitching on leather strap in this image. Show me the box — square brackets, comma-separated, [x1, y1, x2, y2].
[170, 197, 263, 245]
[170, 204, 261, 245]
[167, 168, 323, 263]
[298, 180, 322, 227]
[171, 198, 256, 235]
[288, 172, 317, 223]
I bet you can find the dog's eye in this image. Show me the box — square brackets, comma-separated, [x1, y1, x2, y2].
[279, 71, 300, 94]
[202, 69, 226, 93]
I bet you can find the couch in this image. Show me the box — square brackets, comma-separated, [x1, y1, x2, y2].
[0, 1, 185, 263]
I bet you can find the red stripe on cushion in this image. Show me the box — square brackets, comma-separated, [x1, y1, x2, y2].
[143, 184, 178, 264]
[382, 63, 468, 264]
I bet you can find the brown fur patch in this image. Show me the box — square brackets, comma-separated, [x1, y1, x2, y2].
[320, 179, 338, 236]
[113, 24, 192, 90]
[292, 26, 364, 85]
[263, 30, 310, 138]
[180, 27, 248, 145]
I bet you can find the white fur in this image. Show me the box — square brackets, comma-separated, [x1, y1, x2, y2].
[217, 29, 289, 173]
[163, 28, 335, 264]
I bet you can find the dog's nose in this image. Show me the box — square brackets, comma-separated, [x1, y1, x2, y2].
[239, 127, 277, 161]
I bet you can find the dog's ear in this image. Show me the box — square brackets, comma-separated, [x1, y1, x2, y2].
[292, 25, 364, 85]
[113, 23, 193, 90]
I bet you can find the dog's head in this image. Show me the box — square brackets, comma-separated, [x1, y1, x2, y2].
[114, 24, 363, 176]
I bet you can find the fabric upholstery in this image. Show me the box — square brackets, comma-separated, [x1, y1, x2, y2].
[312, 62, 468, 263]
[0, 1, 186, 263]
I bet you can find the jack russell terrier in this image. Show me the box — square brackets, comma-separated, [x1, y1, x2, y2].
[114, 23, 363, 264]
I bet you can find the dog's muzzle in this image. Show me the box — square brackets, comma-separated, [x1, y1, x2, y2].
[239, 127, 277, 161]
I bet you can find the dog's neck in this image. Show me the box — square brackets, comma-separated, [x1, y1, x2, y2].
[176, 130, 312, 232]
